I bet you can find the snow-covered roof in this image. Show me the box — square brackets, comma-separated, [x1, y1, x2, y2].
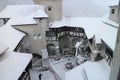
[0, 0, 34, 12]
[62, 0, 107, 17]
[0, 51, 32, 80]
[109, 0, 119, 6]
[49, 17, 67, 28]
[0, 5, 48, 19]
[50, 17, 118, 50]
[83, 60, 110, 80]
[6, 16, 37, 26]
[32, 9, 49, 18]
[65, 64, 85, 80]
[102, 15, 119, 28]
[0, 25, 25, 51]
[65, 59, 110, 80]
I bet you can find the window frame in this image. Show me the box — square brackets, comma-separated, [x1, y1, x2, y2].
[111, 8, 115, 14]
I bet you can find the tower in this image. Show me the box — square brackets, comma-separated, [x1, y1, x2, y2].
[39, 0, 62, 22]
[109, 5, 119, 23]
[109, 1, 120, 80]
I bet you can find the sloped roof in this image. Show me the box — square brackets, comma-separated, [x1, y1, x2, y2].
[6, 16, 37, 26]
[50, 17, 118, 50]
[65, 59, 110, 80]
[0, 5, 48, 26]
[0, 25, 25, 51]
[109, 0, 119, 6]
[0, 0, 34, 12]
[0, 51, 32, 80]
[102, 15, 119, 28]
[0, 5, 48, 19]
[62, 0, 107, 17]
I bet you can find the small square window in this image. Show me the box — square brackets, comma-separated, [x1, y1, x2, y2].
[111, 9, 115, 14]
[48, 6, 52, 11]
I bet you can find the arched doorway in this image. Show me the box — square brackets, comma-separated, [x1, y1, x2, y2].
[46, 43, 56, 56]
[59, 36, 70, 54]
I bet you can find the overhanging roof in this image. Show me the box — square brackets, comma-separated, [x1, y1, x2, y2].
[50, 17, 118, 50]
[0, 5, 48, 19]
[0, 25, 25, 51]
[6, 16, 37, 26]
[65, 59, 110, 80]
[109, 0, 119, 7]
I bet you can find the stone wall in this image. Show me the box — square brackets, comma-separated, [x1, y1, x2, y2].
[13, 18, 48, 54]
[38, 0, 62, 22]
[109, 4, 120, 80]
[109, 6, 118, 23]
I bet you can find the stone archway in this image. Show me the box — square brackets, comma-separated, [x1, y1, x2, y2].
[46, 43, 56, 56]
[59, 36, 71, 54]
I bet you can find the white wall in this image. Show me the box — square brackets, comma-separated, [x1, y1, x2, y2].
[13, 18, 48, 54]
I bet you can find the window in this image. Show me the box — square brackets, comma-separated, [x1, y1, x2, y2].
[48, 6, 52, 11]
[33, 34, 37, 39]
[111, 9, 115, 14]
[39, 18, 42, 23]
[33, 34, 42, 39]
[38, 34, 42, 39]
